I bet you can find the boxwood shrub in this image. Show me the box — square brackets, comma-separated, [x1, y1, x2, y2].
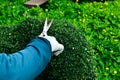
[0, 18, 97, 80]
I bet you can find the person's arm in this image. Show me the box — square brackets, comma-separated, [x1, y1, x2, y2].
[0, 37, 52, 80]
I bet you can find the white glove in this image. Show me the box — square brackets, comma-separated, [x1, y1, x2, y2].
[39, 18, 64, 56]
[43, 36, 64, 56]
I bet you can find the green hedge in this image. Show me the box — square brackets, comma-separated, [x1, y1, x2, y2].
[0, 18, 96, 80]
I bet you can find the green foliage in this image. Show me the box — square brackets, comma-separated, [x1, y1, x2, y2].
[0, 0, 45, 26]
[0, 0, 120, 80]
[0, 18, 96, 80]
[0, 0, 27, 25]
[72, 0, 115, 3]
[76, 1, 120, 80]
[45, 1, 120, 79]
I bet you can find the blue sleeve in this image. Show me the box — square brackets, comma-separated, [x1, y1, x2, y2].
[0, 37, 52, 80]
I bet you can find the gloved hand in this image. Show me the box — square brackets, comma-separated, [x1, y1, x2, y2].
[42, 36, 64, 56]
[39, 18, 64, 56]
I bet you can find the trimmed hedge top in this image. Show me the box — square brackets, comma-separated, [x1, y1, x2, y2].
[0, 18, 97, 80]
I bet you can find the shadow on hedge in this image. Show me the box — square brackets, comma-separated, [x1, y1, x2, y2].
[0, 18, 97, 80]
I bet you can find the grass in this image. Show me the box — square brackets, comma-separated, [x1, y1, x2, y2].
[0, 0, 120, 79]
